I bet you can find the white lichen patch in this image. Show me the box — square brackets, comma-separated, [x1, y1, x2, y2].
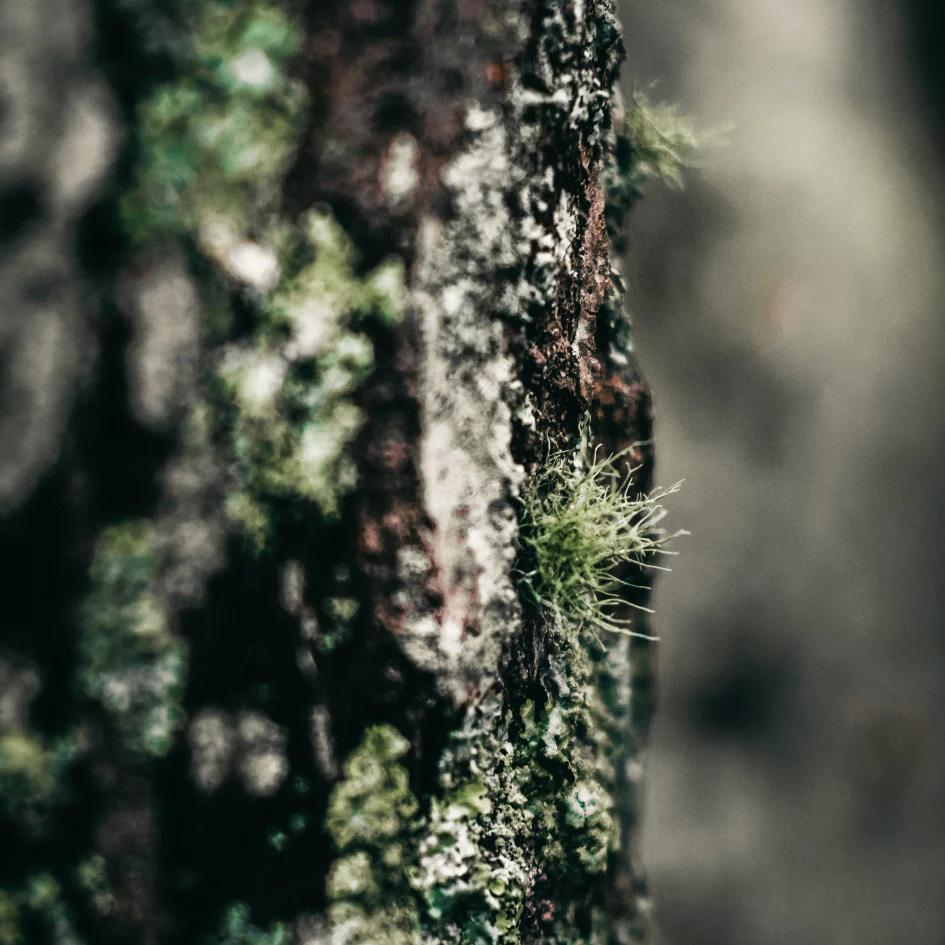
[221, 240, 281, 289]
[391, 547, 447, 669]
[229, 48, 275, 88]
[381, 133, 420, 206]
[189, 707, 236, 793]
[125, 252, 201, 427]
[189, 707, 290, 796]
[50, 81, 118, 213]
[236, 711, 288, 796]
[221, 346, 288, 416]
[410, 105, 525, 703]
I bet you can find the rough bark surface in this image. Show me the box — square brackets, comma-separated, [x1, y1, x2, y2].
[1, 1, 662, 943]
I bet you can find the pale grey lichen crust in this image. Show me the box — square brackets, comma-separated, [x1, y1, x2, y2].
[412, 101, 526, 700]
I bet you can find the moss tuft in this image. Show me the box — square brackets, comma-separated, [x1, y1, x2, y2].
[605, 92, 698, 250]
[622, 94, 698, 191]
[518, 443, 683, 641]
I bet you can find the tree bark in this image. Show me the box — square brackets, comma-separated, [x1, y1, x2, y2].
[0, 1, 661, 943]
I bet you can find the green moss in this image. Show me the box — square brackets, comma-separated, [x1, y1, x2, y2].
[605, 93, 697, 251]
[77, 522, 186, 757]
[622, 95, 696, 190]
[327, 725, 417, 850]
[518, 442, 683, 642]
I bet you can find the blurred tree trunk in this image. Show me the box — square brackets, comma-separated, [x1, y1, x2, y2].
[0, 1, 661, 943]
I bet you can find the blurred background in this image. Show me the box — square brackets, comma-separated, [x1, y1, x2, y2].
[616, 1, 945, 943]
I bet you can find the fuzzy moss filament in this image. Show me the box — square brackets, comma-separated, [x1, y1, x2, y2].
[519, 445, 683, 640]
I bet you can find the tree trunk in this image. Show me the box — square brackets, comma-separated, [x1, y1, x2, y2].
[0, 1, 663, 943]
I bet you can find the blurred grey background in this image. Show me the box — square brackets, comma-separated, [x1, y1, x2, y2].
[617, 1, 945, 943]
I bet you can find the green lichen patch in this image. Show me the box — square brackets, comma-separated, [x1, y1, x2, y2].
[0, 661, 81, 830]
[412, 716, 530, 940]
[410, 613, 634, 944]
[0, 875, 82, 945]
[0, 732, 77, 827]
[216, 210, 406, 546]
[518, 444, 683, 642]
[77, 522, 186, 757]
[325, 725, 422, 945]
[121, 0, 306, 241]
[75, 856, 115, 918]
[204, 903, 289, 945]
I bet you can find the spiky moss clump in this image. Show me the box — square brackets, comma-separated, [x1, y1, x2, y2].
[519, 445, 682, 642]
[605, 93, 697, 252]
[218, 210, 405, 548]
[77, 522, 186, 757]
[325, 725, 422, 945]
